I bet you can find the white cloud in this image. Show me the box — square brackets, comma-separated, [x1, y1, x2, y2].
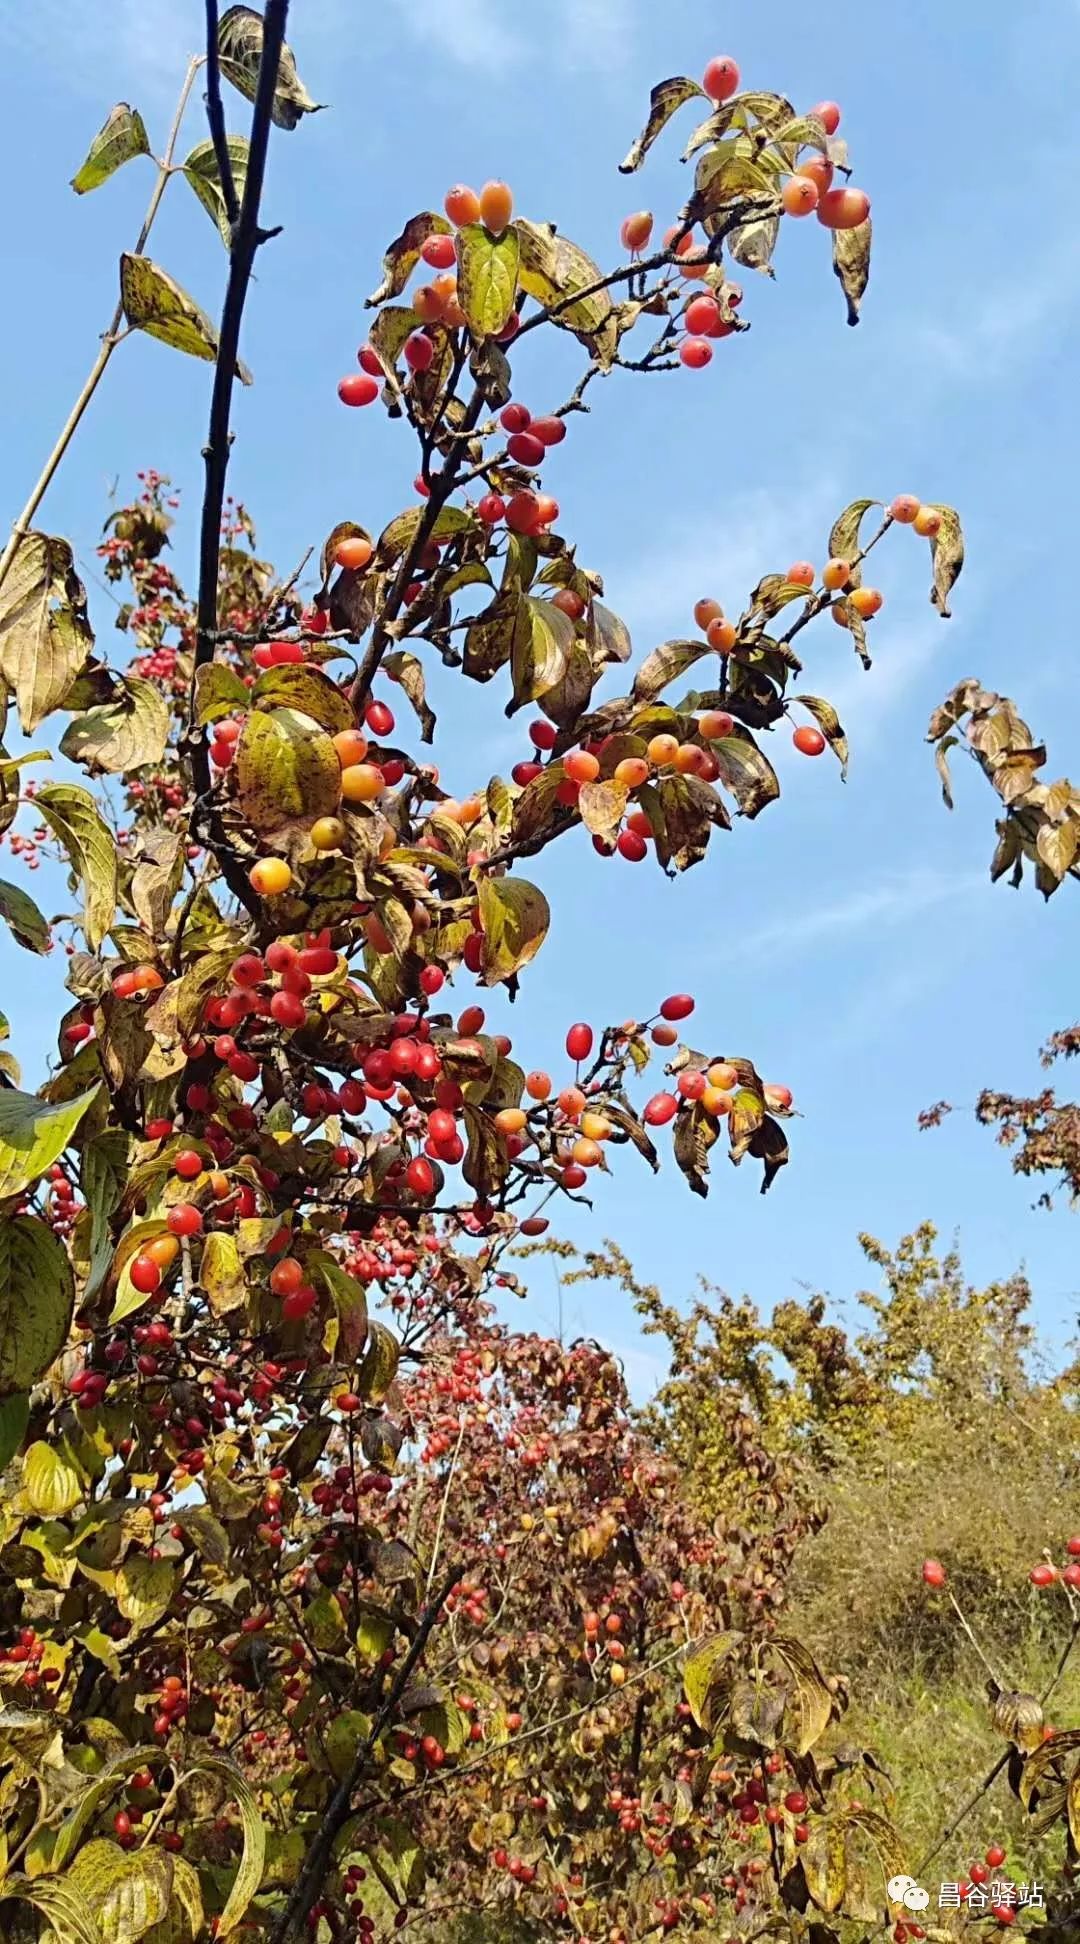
[614, 475, 843, 645]
[736, 867, 980, 965]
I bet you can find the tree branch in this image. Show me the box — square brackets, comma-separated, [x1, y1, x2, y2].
[269, 1566, 464, 1944]
[188, 0, 291, 919]
[203, 0, 240, 229]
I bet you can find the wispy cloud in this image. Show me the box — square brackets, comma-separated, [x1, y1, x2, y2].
[737, 866, 980, 964]
[614, 475, 843, 646]
[377, 0, 636, 76]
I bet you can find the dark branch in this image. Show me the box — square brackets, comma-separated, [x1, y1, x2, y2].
[203, 0, 240, 230]
[189, 0, 291, 920]
[268, 1566, 464, 1944]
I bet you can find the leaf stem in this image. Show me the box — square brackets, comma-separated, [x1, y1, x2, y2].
[0, 54, 204, 593]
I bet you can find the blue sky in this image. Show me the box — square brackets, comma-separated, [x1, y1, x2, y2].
[2, 0, 1079, 1392]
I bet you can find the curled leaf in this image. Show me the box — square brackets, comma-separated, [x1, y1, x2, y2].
[832, 215, 871, 325]
[120, 255, 252, 383]
[217, 4, 324, 129]
[620, 76, 706, 173]
[71, 103, 150, 194]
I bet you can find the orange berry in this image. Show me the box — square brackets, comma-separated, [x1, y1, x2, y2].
[817, 187, 871, 230]
[334, 535, 373, 572]
[822, 557, 851, 591]
[849, 586, 883, 618]
[445, 184, 481, 227]
[793, 725, 826, 756]
[782, 175, 819, 218]
[699, 710, 734, 739]
[579, 1111, 612, 1142]
[674, 742, 706, 775]
[340, 763, 384, 803]
[557, 1086, 586, 1121]
[620, 211, 653, 253]
[706, 617, 737, 652]
[646, 734, 680, 767]
[494, 1108, 527, 1136]
[795, 154, 833, 196]
[701, 1086, 733, 1116]
[333, 729, 369, 767]
[571, 1137, 603, 1169]
[310, 816, 346, 851]
[145, 1234, 180, 1270]
[914, 505, 942, 537]
[613, 757, 649, 789]
[707, 1062, 739, 1091]
[479, 180, 513, 234]
[249, 857, 292, 896]
[525, 1070, 552, 1100]
[889, 495, 921, 524]
[412, 283, 449, 324]
[787, 562, 815, 586]
[564, 750, 600, 784]
[694, 598, 723, 631]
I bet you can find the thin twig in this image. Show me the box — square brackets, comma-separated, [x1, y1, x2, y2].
[424, 1414, 467, 1597]
[0, 55, 204, 592]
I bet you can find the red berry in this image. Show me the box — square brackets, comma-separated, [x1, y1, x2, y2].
[338, 373, 379, 408]
[173, 1149, 203, 1181]
[660, 994, 694, 1022]
[921, 1559, 947, 1588]
[985, 1845, 1006, 1869]
[167, 1203, 203, 1238]
[404, 333, 435, 373]
[643, 1092, 678, 1126]
[500, 403, 531, 433]
[565, 1023, 593, 1063]
[793, 725, 826, 757]
[702, 56, 740, 102]
[679, 337, 713, 370]
[507, 431, 546, 468]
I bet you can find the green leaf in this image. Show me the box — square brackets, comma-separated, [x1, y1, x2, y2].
[827, 498, 878, 583]
[0, 876, 50, 952]
[377, 504, 472, 563]
[620, 76, 706, 172]
[199, 1230, 247, 1314]
[310, 1252, 369, 1363]
[53, 1747, 162, 1871]
[120, 255, 252, 384]
[802, 1816, 848, 1914]
[367, 212, 453, 307]
[176, 1504, 231, 1568]
[633, 638, 712, 702]
[325, 1710, 371, 1780]
[217, 3, 325, 130]
[682, 1630, 741, 1729]
[70, 1838, 173, 1942]
[0, 531, 94, 731]
[0, 1390, 28, 1470]
[477, 875, 550, 983]
[510, 596, 574, 707]
[36, 783, 117, 949]
[770, 1634, 834, 1754]
[832, 214, 871, 326]
[383, 650, 436, 744]
[182, 134, 250, 245]
[23, 1439, 84, 1517]
[709, 731, 779, 819]
[250, 664, 354, 735]
[193, 661, 249, 726]
[515, 222, 616, 358]
[0, 1083, 100, 1201]
[0, 1215, 76, 1392]
[116, 1556, 177, 1632]
[355, 1319, 401, 1405]
[235, 706, 342, 834]
[130, 831, 184, 938]
[456, 222, 520, 338]
[4, 1872, 103, 1944]
[71, 103, 151, 193]
[577, 778, 628, 844]
[925, 504, 965, 618]
[791, 694, 849, 778]
[60, 675, 169, 775]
